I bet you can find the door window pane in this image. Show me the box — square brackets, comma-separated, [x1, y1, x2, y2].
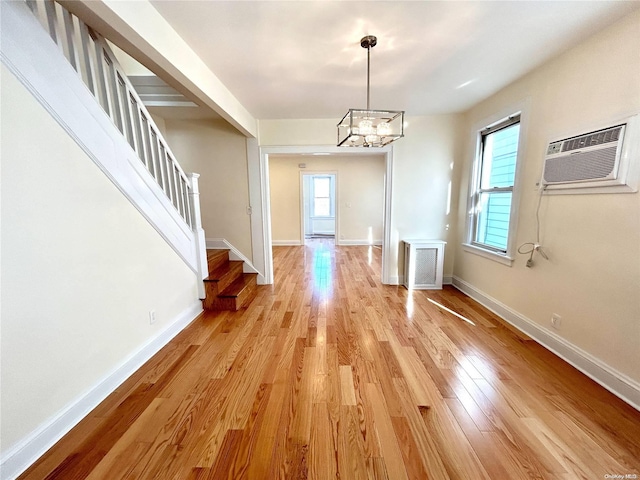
[313, 177, 331, 217]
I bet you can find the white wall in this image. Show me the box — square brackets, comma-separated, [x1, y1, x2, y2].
[269, 155, 385, 244]
[259, 116, 461, 282]
[453, 11, 640, 387]
[1, 67, 201, 459]
[258, 118, 336, 146]
[391, 115, 461, 282]
[159, 117, 253, 260]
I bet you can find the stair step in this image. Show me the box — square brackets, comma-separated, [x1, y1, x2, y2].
[205, 260, 244, 292]
[202, 248, 259, 311]
[216, 273, 258, 311]
[206, 249, 230, 276]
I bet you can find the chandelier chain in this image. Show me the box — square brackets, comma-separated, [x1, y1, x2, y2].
[366, 45, 371, 111]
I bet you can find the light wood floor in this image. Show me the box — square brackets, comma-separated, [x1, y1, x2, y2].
[21, 240, 640, 479]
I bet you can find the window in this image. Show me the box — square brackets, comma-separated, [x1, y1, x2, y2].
[467, 114, 521, 260]
[312, 176, 332, 217]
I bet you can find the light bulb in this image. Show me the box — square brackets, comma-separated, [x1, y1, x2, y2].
[358, 120, 374, 136]
[377, 122, 391, 136]
[365, 134, 379, 144]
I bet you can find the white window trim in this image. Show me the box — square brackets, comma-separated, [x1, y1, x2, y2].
[464, 100, 530, 266]
[311, 174, 335, 218]
[462, 242, 515, 266]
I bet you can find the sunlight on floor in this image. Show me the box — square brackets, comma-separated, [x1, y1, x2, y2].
[427, 298, 476, 326]
[312, 242, 332, 297]
[405, 292, 414, 319]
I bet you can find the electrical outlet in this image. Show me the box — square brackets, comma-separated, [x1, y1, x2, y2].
[149, 311, 156, 325]
[551, 313, 561, 329]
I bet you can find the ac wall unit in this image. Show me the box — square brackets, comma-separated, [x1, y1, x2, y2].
[403, 240, 446, 290]
[541, 114, 639, 193]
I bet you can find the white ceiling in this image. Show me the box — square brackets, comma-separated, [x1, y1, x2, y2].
[149, 1, 639, 120]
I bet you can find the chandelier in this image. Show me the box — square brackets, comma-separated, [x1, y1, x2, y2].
[337, 35, 404, 147]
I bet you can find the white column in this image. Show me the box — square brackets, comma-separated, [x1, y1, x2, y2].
[189, 173, 208, 298]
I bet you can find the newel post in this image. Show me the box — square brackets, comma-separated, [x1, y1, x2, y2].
[189, 173, 208, 299]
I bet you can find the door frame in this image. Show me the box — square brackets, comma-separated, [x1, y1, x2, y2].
[247, 142, 393, 285]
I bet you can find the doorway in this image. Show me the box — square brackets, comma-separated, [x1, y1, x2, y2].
[248, 143, 393, 285]
[302, 173, 336, 243]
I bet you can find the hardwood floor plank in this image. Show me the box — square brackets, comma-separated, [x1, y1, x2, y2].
[409, 338, 456, 400]
[290, 346, 317, 443]
[471, 377, 567, 476]
[521, 416, 597, 479]
[338, 405, 370, 480]
[339, 365, 358, 406]
[18, 239, 640, 480]
[548, 409, 630, 474]
[417, 401, 491, 480]
[445, 397, 515, 480]
[390, 416, 429, 480]
[309, 403, 338, 480]
[441, 368, 499, 432]
[246, 383, 286, 479]
[207, 429, 244, 479]
[83, 397, 167, 480]
[392, 377, 452, 479]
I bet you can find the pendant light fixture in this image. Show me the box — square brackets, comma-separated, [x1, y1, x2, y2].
[337, 35, 404, 147]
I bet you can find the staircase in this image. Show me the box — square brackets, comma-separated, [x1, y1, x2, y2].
[203, 250, 258, 311]
[17, 0, 210, 287]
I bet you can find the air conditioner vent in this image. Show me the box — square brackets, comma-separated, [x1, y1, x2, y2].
[543, 146, 617, 183]
[561, 125, 622, 153]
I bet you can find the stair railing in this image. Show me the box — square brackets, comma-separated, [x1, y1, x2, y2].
[25, 0, 193, 229]
[21, 0, 209, 293]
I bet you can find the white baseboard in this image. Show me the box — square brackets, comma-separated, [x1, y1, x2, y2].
[395, 276, 451, 288]
[206, 238, 260, 275]
[271, 240, 303, 246]
[205, 238, 230, 251]
[451, 276, 640, 411]
[396, 276, 451, 287]
[336, 240, 383, 246]
[0, 302, 203, 480]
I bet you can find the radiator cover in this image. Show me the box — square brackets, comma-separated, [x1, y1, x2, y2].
[403, 240, 446, 290]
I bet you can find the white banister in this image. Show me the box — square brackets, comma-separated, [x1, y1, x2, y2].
[25, 0, 195, 230]
[61, 7, 79, 71]
[77, 21, 96, 95]
[189, 173, 208, 299]
[15, 0, 207, 275]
